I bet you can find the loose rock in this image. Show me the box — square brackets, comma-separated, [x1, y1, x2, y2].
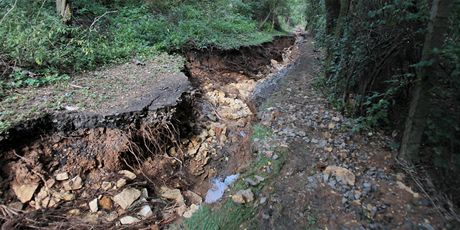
[99, 196, 113, 210]
[232, 189, 255, 204]
[89, 198, 98, 213]
[63, 176, 83, 191]
[113, 188, 141, 209]
[55, 172, 69, 181]
[12, 182, 40, 203]
[116, 178, 127, 188]
[101, 182, 113, 191]
[324, 166, 356, 186]
[119, 170, 137, 180]
[120, 216, 141, 225]
[138, 205, 153, 218]
[183, 204, 200, 218]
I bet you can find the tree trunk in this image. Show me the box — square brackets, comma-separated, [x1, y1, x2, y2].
[400, 0, 454, 161]
[324, 0, 341, 36]
[56, 0, 72, 24]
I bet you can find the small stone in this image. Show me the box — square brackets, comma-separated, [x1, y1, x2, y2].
[99, 196, 113, 210]
[265, 151, 274, 158]
[324, 166, 356, 186]
[83, 213, 99, 224]
[254, 176, 265, 183]
[12, 182, 40, 203]
[119, 170, 137, 180]
[56, 172, 69, 181]
[260, 197, 267, 204]
[141, 188, 149, 198]
[138, 205, 153, 218]
[63, 176, 83, 191]
[101, 182, 112, 191]
[245, 178, 259, 186]
[328, 123, 336, 129]
[184, 190, 202, 205]
[45, 179, 56, 188]
[272, 154, 280, 160]
[106, 212, 119, 222]
[120, 216, 141, 225]
[55, 191, 75, 201]
[160, 187, 185, 204]
[396, 173, 405, 181]
[89, 198, 98, 213]
[232, 189, 254, 204]
[183, 204, 200, 218]
[363, 182, 372, 191]
[397, 181, 420, 198]
[116, 178, 127, 188]
[113, 188, 141, 209]
[68, 209, 81, 216]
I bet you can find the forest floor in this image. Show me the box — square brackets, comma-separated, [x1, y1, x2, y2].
[184, 36, 448, 230]
[244, 36, 445, 229]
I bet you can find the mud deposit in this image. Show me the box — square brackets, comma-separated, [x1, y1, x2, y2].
[0, 36, 296, 229]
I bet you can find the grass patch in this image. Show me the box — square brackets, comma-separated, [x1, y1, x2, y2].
[185, 201, 254, 230]
[185, 139, 289, 229]
[252, 124, 273, 140]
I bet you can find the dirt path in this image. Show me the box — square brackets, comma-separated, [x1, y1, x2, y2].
[250, 37, 443, 229]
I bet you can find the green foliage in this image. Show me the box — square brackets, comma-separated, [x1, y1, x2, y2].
[309, 0, 428, 130]
[185, 201, 254, 230]
[424, 1, 460, 171]
[0, 0, 281, 89]
[309, 0, 460, 205]
[305, 0, 326, 39]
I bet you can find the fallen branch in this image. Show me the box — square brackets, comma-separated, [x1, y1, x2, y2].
[89, 11, 117, 32]
[0, 0, 18, 25]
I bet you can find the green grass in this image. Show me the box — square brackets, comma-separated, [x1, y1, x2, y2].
[252, 124, 273, 141]
[185, 201, 255, 230]
[184, 137, 289, 229]
[0, 0, 284, 133]
[0, 1, 281, 78]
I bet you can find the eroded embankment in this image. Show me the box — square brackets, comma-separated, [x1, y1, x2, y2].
[0, 35, 296, 229]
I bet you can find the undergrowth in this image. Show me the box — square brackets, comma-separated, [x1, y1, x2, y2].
[0, 0, 286, 133]
[0, 0, 282, 91]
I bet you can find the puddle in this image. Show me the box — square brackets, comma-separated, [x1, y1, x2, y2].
[204, 174, 239, 204]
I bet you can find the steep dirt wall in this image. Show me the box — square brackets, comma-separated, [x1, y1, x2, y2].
[185, 35, 296, 84]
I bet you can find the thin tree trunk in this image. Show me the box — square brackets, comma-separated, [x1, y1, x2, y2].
[324, 0, 341, 36]
[400, 0, 454, 161]
[56, 0, 72, 24]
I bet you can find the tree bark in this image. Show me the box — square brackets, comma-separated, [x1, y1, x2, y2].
[400, 0, 454, 161]
[56, 0, 72, 24]
[324, 0, 341, 36]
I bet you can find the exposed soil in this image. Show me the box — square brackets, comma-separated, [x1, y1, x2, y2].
[182, 35, 297, 196]
[0, 36, 297, 229]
